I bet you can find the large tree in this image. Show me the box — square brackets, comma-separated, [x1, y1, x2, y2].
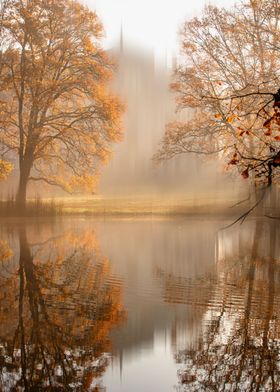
[0, 0, 123, 206]
[156, 0, 280, 195]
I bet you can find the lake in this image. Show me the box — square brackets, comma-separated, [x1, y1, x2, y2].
[0, 217, 279, 391]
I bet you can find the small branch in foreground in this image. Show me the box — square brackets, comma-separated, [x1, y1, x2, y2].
[221, 187, 268, 230]
[264, 214, 280, 220]
[230, 194, 251, 208]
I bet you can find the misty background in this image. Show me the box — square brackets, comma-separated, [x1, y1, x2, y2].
[1, 0, 244, 201]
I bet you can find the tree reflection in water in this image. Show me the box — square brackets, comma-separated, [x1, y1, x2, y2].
[159, 221, 280, 391]
[0, 226, 126, 391]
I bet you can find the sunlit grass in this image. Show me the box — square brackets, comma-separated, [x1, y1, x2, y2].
[0, 195, 63, 217]
[0, 192, 249, 217]
[53, 193, 244, 217]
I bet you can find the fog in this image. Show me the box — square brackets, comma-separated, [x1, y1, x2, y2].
[99, 41, 243, 201]
[1, 41, 244, 203]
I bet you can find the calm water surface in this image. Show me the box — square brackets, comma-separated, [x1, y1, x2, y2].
[0, 217, 279, 391]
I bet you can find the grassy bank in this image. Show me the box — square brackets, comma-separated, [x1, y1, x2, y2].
[0, 196, 63, 217]
[44, 194, 250, 218]
[0, 194, 266, 218]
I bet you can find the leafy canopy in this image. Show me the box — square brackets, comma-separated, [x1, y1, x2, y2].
[0, 0, 123, 194]
[156, 0, 280, 187]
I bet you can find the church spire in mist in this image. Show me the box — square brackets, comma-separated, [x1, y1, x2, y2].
[120, 22, 124, 53]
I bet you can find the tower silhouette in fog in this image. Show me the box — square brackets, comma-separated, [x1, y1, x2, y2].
[100, 29, 186, 194]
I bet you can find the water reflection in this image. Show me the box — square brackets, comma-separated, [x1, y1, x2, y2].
[0, 225, 126, 391]
[173, 221, 280, 391]
[0, 218, 279, 391]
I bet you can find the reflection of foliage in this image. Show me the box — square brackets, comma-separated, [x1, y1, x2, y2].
[158, 222, 280, 391]
[176, 222, 280, 391]
[0, 227, 126, 391]
[0, 240, 13, 261]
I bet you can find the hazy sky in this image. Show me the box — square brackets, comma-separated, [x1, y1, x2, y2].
[84, 0, 237, 59]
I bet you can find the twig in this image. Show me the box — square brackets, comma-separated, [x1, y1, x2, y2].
[221, 187, 268, 230]
[264, 214, 280, 220]
[230, 194, 251, 208]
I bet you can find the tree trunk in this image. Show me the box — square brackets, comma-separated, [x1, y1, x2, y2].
[16, 162, 31, 210]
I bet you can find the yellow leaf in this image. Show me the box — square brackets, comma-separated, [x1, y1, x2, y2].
[226, 115, 236, 123]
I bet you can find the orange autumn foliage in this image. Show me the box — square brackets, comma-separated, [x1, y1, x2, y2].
[0, 0, 123, 203]
[156, 0, 280, 186]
